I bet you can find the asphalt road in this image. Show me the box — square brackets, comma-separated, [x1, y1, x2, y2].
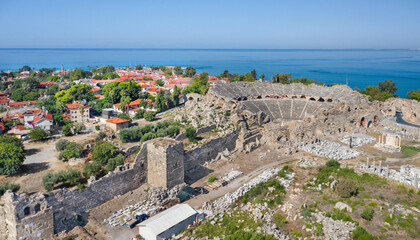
[395, 111, 420, 128]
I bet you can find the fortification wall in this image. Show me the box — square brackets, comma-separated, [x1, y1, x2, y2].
[184, 129, 240, 172]
[46, 144, 148, 233]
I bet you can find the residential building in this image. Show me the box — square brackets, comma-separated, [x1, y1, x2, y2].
[106, 117, 129, 131]
[64, 102, 91, 123]
[0, 98, 9, 109]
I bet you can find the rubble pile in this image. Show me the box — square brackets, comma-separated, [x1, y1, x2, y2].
[313, 212, 356, 240]
[104, 200, 162, 227]
[340, 134, 376, 147]
[297, 140, 361, 160]
[222, 170, 243, 183]
[295, 158, 317, 168]
[360, 160, 420, 189]
[146, 183, 188, 203]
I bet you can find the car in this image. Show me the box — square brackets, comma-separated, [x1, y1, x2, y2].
[194, 187, 209, 194]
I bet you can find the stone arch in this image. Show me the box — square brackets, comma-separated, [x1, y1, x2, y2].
[257, 96, 262, 99]
[367, 121, 373, 128]
[309, 97, 316, 101]
[374, 115, 379, 124]
[318, 97, 325, 102]
[24, 206, 31, 216]
[243, 96, 248, 101]
[34, 204, 41, 213]
[292, 96, 297, 99]
[360, 117, 366, 127]
[347, 107, 351, 112]
[301, 95, 306, 99]
[327, 99, 333, 102]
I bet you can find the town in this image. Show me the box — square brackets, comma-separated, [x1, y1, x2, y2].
[0, 65, 420, 240]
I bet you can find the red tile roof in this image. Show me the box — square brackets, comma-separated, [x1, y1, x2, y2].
[12, 125, 24, 130]
[106, 117, 129, 124]
[0, 99, 9, 103]
[65, 103, 84, 109]
[88, 87, 101, 92]
[33, 113, 53, 122]
[9, 101, 36, 107]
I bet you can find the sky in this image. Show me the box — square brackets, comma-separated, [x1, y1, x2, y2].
[0, 0, 419, 49]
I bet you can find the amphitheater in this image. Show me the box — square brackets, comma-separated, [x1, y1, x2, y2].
[210, 82, 368, 121]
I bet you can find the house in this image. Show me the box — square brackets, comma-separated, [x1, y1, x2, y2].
[8, 100, 37, 109]
[22, 110, 42, 128]
[88, 87, 102, 95]
[0, 98, 9, 109]
[106, 117, 129, 131]
[64, 102, 91, 123]
[32, 112, 54, 133]
[138, 204, 200, 240]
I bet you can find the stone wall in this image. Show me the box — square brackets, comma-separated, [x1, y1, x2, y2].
[47, 144, 148, 233]
[184, 129, 240, 173]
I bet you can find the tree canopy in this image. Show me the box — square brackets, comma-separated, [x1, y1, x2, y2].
[358, 79, 398, 102]
[55, 84, 94, 104]
[0, 136, 25, 175]
[91, 142, 119, 164]
[407, 89, 420, 101]
[183, 66, 196, 77]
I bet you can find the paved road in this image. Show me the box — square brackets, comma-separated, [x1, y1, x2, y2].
[395, 111, 420, 128]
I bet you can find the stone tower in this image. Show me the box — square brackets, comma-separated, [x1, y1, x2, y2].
[147, 138, 184, 189]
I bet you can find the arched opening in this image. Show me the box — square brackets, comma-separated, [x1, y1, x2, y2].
[257, 96, 262, 99]
[355, 107, 358, 110]
[374, 115, 379, 124]
[327, 99, 333, 102]
[348, 107, 351, 112]
[243, 96, 248, 101]
[34, 204, 41, 213]
[318, 97, 325, 102]
[360, 117, 366, 127]
[24, 207, 30, 216]
[367, 121, 373, 128]
[292, 96, 297, 99]
[309, 97, 316, 101]
[301, 95, 306, 99]
[188, 97, 193, 101]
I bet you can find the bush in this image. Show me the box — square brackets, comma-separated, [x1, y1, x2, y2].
[0, 182, 20, 196]
[95, 125, 100, 131]
[141, 132, 156, 142]
[96, 131, 106, 141]
[134, 109, 146, 119]
[0, 135, 25, 175]
[83, 162, 102, 178]
[60, 142, 83, 161]
[91, 142, 119, 164]
[352, 226, 374, 240]
[56, 139, 70, 151]
[336, 179, 358, 198]
[64, 169, 81, 185]
[42, 172, 60, 191]
[326, 159, 340, 167]
[361, 206, 374, 221]
[116, 113, 132, 122]
[105, 154, 125, 172]
[29, 127, 48, 140]
[186, 127, 197, 142]
[208, 176, 217, 182]
[144, 111, 156, 121]
[74, 123, 86, 134]
[62, 124, 73, 136]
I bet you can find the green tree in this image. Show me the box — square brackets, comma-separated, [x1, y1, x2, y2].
[62, 124, 73, 136]
[378, 79, 398, 95]
[183, 66, 196, 77]
[186, 127, 197, 142]
[119, 95, 132, 113]
[83, 162, 102, 178]
[116, 113, 132, 122]
[173, 85, 180, 106]
[144, 111, 156, 121]
[155, 79, 164, 87]
[55, 84, 94, 105]
[260, 73, 265, 81]
[74, 123, 86, 134]
[64, 169, 81, 185]
[250, 69, 257, 80]
[0, 136, 25, 175]
[19, 65, 31, 72]
[407, 89, 420, 101]
[69, 68, 87, 81]
[60, 142, 82, 161]
[105, 154, 125, 172]
[135, 64, 143, 70]
[29, 127, 48, 141]
[134, 109, 146, 119]
[46, 75, 60, 82]
[174, 65, 183, 75]
[56, 139, 70, 151]
[140, 99, 147, 108]
[91, 142, 119, 164]
[155, 90, 166, 112]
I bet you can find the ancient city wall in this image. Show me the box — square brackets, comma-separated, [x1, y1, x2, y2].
[184, 129, 240, 172]
[47, 144, 148, 233]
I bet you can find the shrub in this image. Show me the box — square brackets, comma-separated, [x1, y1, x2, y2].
[62, 124, 73, 136]
[186, 127, 197, 142]
[141, 132, 156, 142]
[144, 111, 156, 121]
[361, 206, 374, 221]
[166, 126, 180, 137]
[74, 123, 86, 134]
[106, 154, 125, 172]
[56, 139, 70, 151]
[352, 226, 374, 240]
[134, 109, 146, 119]
[116, 113, 132, 122]
[96, 131, 106, 141]
[29, 127, 48, 140]
[0, 182, 20, 196]
[336, 179, 358, 198]
[0, 135, 25, 175]
[42, 172, 60, 191]
[83, 162, 102, 178]
[64, 169, 81, 185]
[95, 125, 100, 131]
[208, 176, 216, 182]
[326, 159, 340, 167]
[60, 142, 83, 161]
[91, 142, 119, 164]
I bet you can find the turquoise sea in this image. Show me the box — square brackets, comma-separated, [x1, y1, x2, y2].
[0, 48, 419, 97]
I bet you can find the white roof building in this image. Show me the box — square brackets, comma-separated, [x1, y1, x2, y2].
[138, 204, 198, 240]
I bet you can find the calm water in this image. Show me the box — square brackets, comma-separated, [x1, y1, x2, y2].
[0, 48, 419, 97]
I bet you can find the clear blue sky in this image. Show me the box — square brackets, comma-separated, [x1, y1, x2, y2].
[0, 0, 419, 49]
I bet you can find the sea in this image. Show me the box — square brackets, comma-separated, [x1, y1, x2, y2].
[0, 48, 419, 97]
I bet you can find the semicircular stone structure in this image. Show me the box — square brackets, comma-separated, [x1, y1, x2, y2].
[209, 82, 367, 121]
